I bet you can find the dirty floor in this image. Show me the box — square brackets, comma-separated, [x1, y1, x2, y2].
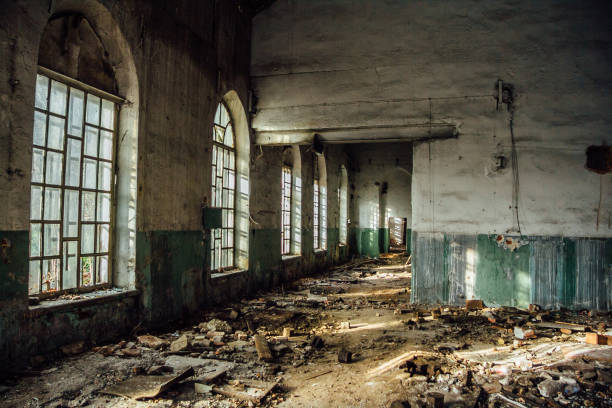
[1, 253, 611, 407]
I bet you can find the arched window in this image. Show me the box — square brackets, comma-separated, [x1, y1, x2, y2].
[28, 71, 120, 294]
[28, 10, 138, 297]
[314, 154, 327, 250]
[211, 102, 236, 271]
[281, 165, 292, 255]
[281, 146, 301, 256]
[339, 165, 348, 245]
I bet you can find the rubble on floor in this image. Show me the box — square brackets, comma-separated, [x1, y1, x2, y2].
[0, 252, 611, 407]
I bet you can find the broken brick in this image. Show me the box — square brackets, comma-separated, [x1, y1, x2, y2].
[465, 300, 483, 311]
[585, 333, 608, 345]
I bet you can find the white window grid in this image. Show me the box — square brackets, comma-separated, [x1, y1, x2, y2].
[211, 102, 236, 271]
[28, 71, 117, 296]
[281, 166, 292, 255]
[313, 178, 320, 249]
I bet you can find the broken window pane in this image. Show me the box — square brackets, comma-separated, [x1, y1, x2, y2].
[42, 258, 60, 292]
[68, 88, 84, 137]
[35, 75, 49, 110]
[49, 80, 67, 115]
[86, 94, 100, 125]
[81, 256, 94, 286]
[214, 125, 224, 143]
[44, 223, 60, 256]
[33, 111, 47, 146]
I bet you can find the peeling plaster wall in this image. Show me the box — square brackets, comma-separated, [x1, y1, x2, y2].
[0, 0, 253, 367]
[244, 144, 351, 299]
[348, 143, 412, 257]
[252, 0, 612, 308]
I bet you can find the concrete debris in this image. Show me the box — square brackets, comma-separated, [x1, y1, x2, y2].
[514, 326, 536, 339]
[3, 253, 611, 408]
[169, 334, 190, 352]
[60, 341, 85, 355]
[137, 335, 168, 350]
[194, 382, 213, 394]
[205, 318, 233, 333]
[338, 348, 352, 363]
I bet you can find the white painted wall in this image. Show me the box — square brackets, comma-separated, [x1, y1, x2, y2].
[253, 0, 612, 238]
[350, 143, 412, 229]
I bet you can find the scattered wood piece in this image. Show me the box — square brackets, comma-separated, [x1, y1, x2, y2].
[212, 378, 280, 403]
[426, 392, 444, 408]
[254, 335, 273, 361]
[199, 367, 229, 383]
[303, 369, 333, 381]
[367, 351, 436, 378]
[338, 348, 352, 363]
[101, 367, 194, 400]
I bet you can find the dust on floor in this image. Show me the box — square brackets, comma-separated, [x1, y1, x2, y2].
[1, 253, 611, 408]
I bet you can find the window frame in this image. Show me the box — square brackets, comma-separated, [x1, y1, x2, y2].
[313, 177, 320, 249]
[210, 101, 237, 272]
[29, 66, 123, 299]
[281, 166, 293, 255]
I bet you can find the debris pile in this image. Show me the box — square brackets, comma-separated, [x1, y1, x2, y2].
[1, 253, 610, 407]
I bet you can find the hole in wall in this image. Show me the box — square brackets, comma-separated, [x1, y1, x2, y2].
[585, 144, 611, 174]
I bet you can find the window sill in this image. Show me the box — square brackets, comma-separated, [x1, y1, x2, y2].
[282, 254, 301, 262]
[211, 268, 248, 280]
[314, 249, 327, 255]
[27, 288, 139, 317]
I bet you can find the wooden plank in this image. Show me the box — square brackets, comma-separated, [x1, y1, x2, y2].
[212, 378, 280, 403]
[534, 322, 588, 332]
[254, 335, 273, 361]
[101, 367, 194, 400]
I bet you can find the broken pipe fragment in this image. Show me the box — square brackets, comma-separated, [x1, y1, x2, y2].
[254, 334, 274, 361]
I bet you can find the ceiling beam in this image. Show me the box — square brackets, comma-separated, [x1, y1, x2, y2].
[255, 123, 458, 145]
